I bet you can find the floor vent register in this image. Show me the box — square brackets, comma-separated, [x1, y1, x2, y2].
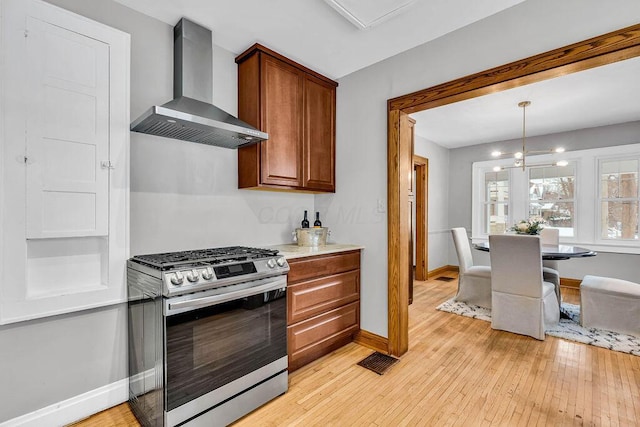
[357, 352, 400, 375]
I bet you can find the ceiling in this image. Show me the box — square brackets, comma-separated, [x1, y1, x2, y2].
[111, 0, 638, 147]
[112, 0, 524, 79]
[411, 56, 640, 148]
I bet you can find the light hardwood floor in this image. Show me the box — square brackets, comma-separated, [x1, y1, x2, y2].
[71, 274, 640, 426]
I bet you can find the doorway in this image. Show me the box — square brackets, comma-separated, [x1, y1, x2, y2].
[385, 24, 640, 357]
[409, 154, 428, 305]
[413, 155, 428, 283]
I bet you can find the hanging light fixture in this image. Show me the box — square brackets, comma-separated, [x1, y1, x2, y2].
[492, 101, 567, 172]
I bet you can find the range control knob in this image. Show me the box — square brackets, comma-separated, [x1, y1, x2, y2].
[170, 272, 184, 286]
[186, 269, 200, 282]
[267, 259, 276, 269]
[201, 267, 213, 280]
[276, 257, 286, 267]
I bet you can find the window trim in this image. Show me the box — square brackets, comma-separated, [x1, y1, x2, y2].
[482, 169, 511, 235]
[596, 155, 640, 245]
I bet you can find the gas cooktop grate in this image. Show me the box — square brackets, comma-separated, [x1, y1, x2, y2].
[131, 246, 279, 269]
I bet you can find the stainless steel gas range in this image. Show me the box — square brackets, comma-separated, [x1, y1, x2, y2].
[127, 246, 290, 427]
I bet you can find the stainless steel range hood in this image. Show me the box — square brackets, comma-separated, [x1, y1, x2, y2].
[131, 18, 268, 148]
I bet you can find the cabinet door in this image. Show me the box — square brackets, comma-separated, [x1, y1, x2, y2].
[259, 55, 304, 187]
[304, 75, 336, 192]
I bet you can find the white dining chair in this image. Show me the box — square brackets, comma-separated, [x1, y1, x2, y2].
[539, 227, 559, 246]
[451, 227, 492, 309]
[489, 234, 560, 340]
[539, 227, 561, 303]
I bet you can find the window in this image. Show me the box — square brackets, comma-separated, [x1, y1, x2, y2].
[484, 170, 509, 234]
[599, 159, 639, 241]
[529, 164, 575, 237]
[472, 143, 640, 253]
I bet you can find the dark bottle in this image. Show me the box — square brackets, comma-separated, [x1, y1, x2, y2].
[301, 211, 310, 228]
[314, 212, 322, 228]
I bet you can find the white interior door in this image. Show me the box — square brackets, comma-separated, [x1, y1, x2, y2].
[25, 16, 110, 239]
[1, 0, 130, 324]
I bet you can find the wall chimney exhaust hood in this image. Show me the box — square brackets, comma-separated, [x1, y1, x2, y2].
[130, 18, 268, 148]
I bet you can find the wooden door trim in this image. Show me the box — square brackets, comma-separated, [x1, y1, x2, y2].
[387, 108, 402, 355]
[413, 155, 428, 281]
[386, 23, 640, 356]
[387, 109, 410, 356]
[389, 24, 640, 114]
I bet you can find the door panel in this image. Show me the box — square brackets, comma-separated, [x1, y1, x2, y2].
[260, 55, 304, 187]
[304, 75, 335, 191]
[25, 17, 109, 238]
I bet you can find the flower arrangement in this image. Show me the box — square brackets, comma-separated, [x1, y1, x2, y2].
[511, 216, 546, 235]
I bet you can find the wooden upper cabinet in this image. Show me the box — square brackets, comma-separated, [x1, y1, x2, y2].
[236, 44, 337, 192]
[304, 74, 336, 191]
[260, 55, 304, 187]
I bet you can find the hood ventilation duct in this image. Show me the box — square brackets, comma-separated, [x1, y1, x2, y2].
[130, 18, 268, 148]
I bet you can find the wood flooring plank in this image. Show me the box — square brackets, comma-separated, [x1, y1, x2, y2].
[70, 275, 640, 427]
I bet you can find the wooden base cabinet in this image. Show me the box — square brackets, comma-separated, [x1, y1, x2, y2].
[236, 44, 337, 193]
[286, 251, 361, 371]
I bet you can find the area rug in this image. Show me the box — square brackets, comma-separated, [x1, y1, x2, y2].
[357, 351, 400, 375]
[436, 298, 640, 356]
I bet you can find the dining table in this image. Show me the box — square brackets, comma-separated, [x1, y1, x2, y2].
[473, 242, 597, 260]
[473, 241, 597, 318]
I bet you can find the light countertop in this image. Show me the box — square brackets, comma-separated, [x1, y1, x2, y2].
[267, 243, 364, 260]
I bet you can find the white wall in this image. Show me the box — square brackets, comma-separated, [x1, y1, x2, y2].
[315, 66, 387, 336]
[414, 135, 450, 271]
[324, 0, 640, 338]
[128, 24, 313, 254]
[0, 0, 312, 423]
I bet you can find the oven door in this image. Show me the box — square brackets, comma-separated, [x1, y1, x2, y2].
[164, 276, 287, 425]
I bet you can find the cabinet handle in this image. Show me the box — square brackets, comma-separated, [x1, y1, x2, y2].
[100, 161, 115, 169]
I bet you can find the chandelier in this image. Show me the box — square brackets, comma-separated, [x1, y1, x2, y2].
[492, 101, 567, 171]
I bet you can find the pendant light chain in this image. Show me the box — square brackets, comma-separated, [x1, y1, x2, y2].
[491, 100, 565, 171]
[519, 100, 530, 171]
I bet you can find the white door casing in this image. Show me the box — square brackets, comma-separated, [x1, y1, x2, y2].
[0, 0, 130, 324]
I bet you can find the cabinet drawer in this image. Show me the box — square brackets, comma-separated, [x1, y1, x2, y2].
[288, 270, 359, 324]
[288, 301, 359, 371]
[287, 250, 360, 283]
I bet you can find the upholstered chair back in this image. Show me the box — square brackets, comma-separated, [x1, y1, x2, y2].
[451, 227, 473, 274]
[489, 234, 544, 299]
[540, 228, 559, 246]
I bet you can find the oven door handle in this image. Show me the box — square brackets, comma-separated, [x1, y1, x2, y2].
[166, 278, 286, 314]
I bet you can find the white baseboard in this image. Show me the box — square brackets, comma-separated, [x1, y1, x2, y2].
[0, 379, 128, 427]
